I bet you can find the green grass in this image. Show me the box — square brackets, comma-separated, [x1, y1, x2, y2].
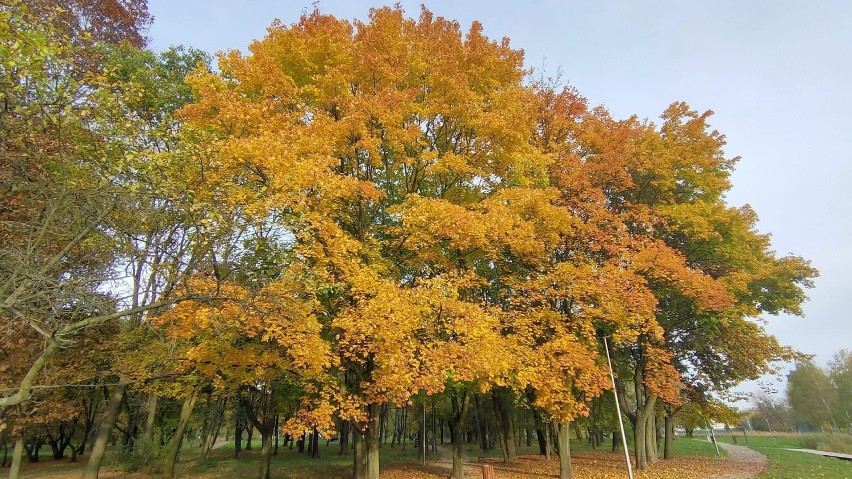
[754, 447, 850, 479]
[715, 433, 852, 479]
[671, 437, 726, 457]
[716, 434, 802, 449]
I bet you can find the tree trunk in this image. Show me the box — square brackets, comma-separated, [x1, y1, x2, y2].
[352, 425, 366, 479]
[401, 405, 407, 449]
[144, 394, 158, 443]
[379, 404, 389, 445]
[258, 421, 273, 479]
[645, 412, 658, 464]
[273, 416, 280, 456]
[365, 404, 381, 479]
[431, 400, 438, 453]
[9, 437, 23, 479]
[310, 427, 320, 459]
[201, 396, 226, 463]
[493, 388, 517, 463]
[234, 423, 243, 458]
[526, 391, 547, 456]
[556, 422, 573, 479]
[474, 394, 488, 452]
[339, 419, 350, 455]
[82, 382, 127, 479]
[450, 390, 471, 479]
[663, 415, 674, 459]
[163, 390, 198, 478]
[633, 413, 647, 471]
[545, 422, 552, 460]
[417, 402, 426, 465]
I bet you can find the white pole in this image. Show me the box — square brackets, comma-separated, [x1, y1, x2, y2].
[705, 417, 720, 457]
[603, 336, 634, 479]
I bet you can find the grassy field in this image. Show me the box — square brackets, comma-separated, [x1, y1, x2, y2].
[716, 432, 852, 479]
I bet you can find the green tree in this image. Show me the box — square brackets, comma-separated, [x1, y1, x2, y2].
[828, 350, 852, 430]
[787, 360, 840, 431]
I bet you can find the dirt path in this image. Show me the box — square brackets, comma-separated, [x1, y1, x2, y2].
[713, 441, 768, 479]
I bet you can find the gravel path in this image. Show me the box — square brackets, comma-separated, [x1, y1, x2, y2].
[713, 441, 768, 479]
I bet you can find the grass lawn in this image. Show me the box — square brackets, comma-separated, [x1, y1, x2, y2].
[716, 433, 852, 479]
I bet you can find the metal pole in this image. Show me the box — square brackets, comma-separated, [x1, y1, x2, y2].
[603, 336, 634, 479]
[705, 417, 720, 457]
[765, 418, 777, 446]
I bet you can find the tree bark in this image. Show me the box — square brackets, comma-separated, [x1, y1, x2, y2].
[143, 393, 158, 444]
[258, 423, 273, 479]
[545, 422, 552, 460]
[234, 423, 243, 458]
[9, 437, 23, 479]
[556, 422, 573, 479]
[645, 412, 658, 464]
[663, 415, 674, 459]
[450, 390, 471, 479]
[82, 381, 127, 479]
[493, 388, 517, 463]
[417, 402, 426, 465]
[365, 404, 381, 479]
[163, 390, 198, 478]
[200, 396, 226, 463]
[352, 425, 366, 479]
[310, 427, 320, 459]
[339, 419, 350, 455]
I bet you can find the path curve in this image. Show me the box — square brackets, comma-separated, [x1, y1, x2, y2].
[714, 441, 768, 479]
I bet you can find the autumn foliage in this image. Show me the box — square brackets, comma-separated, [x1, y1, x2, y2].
[0, 3, 817, 479]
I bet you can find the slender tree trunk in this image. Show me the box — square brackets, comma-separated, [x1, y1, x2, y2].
[258, 421, 273, 479]
[9, 437, 24, 479]
[200, 396, 226, 463]
[379, 404, 389, 446]
[633, 414, 647, 471]
[163, 390, 198, 478]
[234, 424, 243, 458]
[526, 391, 547, 456]
[365, 404, 381, 479]
[450, 390, 471, 479]
[352, 426, 366, 479]
[143, 393, 158, 443]
[339, 420, 350, 455]
[645, 412, 658, 464]
[311, 427, 320, 459]
[82, 382, 127, 479]
[431, 400, 438, 453]
[663, 415, 674, 459]
[474, 394, 488, 452]
[273, 416, 280, 456]
[556, 422, 573, 479]
[545, 422, 552, 460]
[493, 388, 517, 462]
[417, 402, 426, 465]
[401, 405, 407, 449]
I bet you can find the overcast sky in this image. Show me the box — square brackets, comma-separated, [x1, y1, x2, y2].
[146, 1, 852, 398]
